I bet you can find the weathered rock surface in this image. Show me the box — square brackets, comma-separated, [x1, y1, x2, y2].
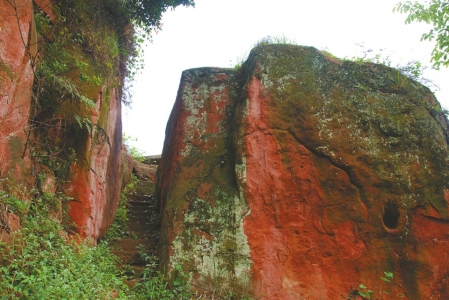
[0, 0, 125, 242]
[0, 0, 35, 185]
[65, 87, 123, 241]
[156, 68, 252, 294]
[156, 45, 449, 299]
[0, 0, 37, 242]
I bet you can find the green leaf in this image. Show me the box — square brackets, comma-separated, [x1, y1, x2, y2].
[84, 121, 92, 135]
[359, 291, 369, 297]
[73, 114, 82, 129]
[395, 0, 449, 67]
[79, 95, 95, 108]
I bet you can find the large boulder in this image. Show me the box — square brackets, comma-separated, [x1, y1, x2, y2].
[156, 44, 449, 299]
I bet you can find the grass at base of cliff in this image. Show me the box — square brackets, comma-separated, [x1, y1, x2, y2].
[0, 210, 128, 299]
[0, 183, 246, 299]
[0, 196, 194, 300]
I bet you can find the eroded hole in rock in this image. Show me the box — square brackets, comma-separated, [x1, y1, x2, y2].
[383, 200, 400, 229]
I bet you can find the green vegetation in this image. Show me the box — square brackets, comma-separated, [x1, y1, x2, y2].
[0, 188, 126, 299]
[322, 44, 439, 92]
[27, 0, 195, 183]
[0, 214, 126, 299]
[352, 272, 396, 299]
[0, 184, 194, 299]
[123, 133, 146, 162]
[232, 52, 248, 70]
[233, 35, 298, 69]
[104, 174, 138, 242]
[394, 0, 449, 69]
[118, 0, 195, 34]
[254, 35, 298, 46]
[134, 260, 192, 299]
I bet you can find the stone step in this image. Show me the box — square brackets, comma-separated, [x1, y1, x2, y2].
[127, 223, 160, 236]
[127, 224, 159, 233]
[113, 250, 141, 265]
[127, 218, 154, 225]
[128, 200, 152, 207]
[112, 169, 161, 285]
[128, 205, 154, 211]
[115, 238, 157, 250]
[114, 251, 157, 266]
[127, 194, 152, 202]
[128, 213, 159, 221]
[115, 237, 157, 244]
[128, 210, 153, 217]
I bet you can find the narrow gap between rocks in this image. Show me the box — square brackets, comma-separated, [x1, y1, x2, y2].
[112, 156, 161, 288]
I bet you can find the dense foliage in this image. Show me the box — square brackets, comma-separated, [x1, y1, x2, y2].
[394, 0, 449, 69]
[117, 0, 195, 32]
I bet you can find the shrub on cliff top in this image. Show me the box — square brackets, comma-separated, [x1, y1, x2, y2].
[116, 0, 195, 32]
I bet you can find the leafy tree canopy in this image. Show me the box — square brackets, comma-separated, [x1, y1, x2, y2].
[394, 0, 449, 69]
[120, 0, 195, 31]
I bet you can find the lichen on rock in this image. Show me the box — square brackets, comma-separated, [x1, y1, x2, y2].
[156, 68, 252, 293]
[157, 44, 449, 299]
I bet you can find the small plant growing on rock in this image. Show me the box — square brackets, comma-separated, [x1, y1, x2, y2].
[345, 44, 438, 91]
[353, 271, 394, 299]
[232, 35, 298, 69]
[254, 35, 298, 47]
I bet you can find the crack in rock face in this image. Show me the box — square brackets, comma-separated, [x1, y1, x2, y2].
[156, 45, 449, 299]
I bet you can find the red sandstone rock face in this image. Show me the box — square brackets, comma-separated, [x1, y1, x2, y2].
[0, 0, 35, 184]
[66, 88, 123, 241]
[157, 45, 449, 299]
[0, 1, 124, 242]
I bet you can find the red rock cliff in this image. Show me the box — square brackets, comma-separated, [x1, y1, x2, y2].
[0, 0, 35, 185]
[157, 45, 449, 299]
[0, 0, 125, 242]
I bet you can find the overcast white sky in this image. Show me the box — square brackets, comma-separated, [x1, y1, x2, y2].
[123, 0, 449, 155]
